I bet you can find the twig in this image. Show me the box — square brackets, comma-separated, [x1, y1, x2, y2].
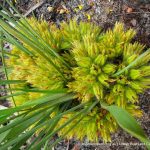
[0, 31, 17, 106]
[52, 147, 55, 150]
[66, 140, 70, 150]
[115, 11, 150, 16]
[23, 0, 46, 17]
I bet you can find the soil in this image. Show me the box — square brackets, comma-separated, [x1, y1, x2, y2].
[13, 0, 150, 47]
[0, 0, 150, 150]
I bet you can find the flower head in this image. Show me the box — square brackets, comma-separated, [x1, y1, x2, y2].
[8, 19, 150, 142]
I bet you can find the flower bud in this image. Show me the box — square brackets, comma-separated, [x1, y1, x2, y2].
[103, 64, 116, 74]
[93, 84, 103, 100]
[129, 69, 141, 80]
[125, 87, 138, 103]
[94, 55, 106, 66]
[98, 74, 109, 87]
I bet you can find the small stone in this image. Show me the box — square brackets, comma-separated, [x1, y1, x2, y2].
[126, 7, 133, 13]
[59, 9, 66, 14]
[0, 105, 7, 110]
[47, 6, 53, 12]
[130, 19, 137, 26]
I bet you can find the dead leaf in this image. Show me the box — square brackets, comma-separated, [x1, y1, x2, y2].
[47, 6, 53, 12]
[126, 7, 133, 13]
[72, 144, 80, 150]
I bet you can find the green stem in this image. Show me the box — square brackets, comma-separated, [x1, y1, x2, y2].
[112, 49, 150, 77]
[0, 20, 67, 82]
[49, 100, 98, 149]
[0, 31, 16, 106]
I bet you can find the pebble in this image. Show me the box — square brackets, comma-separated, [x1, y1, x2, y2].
[47, 6, 53, 12]
[130, 19, 137, 26]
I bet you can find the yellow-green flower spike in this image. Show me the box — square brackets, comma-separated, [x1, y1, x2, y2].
[8, 19, 150, 143]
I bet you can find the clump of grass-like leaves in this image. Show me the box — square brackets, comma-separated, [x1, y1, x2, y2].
[0, 1, 150, 149]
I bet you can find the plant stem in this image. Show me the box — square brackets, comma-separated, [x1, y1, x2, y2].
[0, 31, 16, 106]
[112, 49, 150, 77]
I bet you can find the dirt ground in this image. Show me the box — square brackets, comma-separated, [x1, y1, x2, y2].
[12, 0, 150, 47]
[0, 0, 150, 150]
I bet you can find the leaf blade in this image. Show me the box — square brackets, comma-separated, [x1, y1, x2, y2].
[101, 103, 150, 149]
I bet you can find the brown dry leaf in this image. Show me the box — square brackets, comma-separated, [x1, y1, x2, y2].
[59, 9, 66, 14]
[78, 5, 83, 10]
[47, 6, 53, 12]
[57, 5, 69, 14]
[126, 7, 133, 13]
[72, 144, 80, 150]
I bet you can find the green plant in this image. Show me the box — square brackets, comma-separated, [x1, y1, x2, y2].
[0, 1, 150, 149]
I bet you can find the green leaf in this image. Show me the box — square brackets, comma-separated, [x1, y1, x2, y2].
[1, 0, 71, 69]
[0, 109, 47, 139]
[0, 93, 68, 116]
[49, 100, 98, 149]
[0, 130, 11, 144]
[0, 87, 67, 94]
[2, 31, 34, 56]
[0, 17, 69, 80]
[0, 101, 84, 149]
[0, 66, 12, 74]
[113, 48, 150, 77]
[0, 80, 25, 85]
[101, 103, 150, 149]
[0, 31, 18, 106]
[0, 50, 19, 57]
[1, 101, 87, 149]
[6, 108, 54, 141]
[27, 103, 85, 149]
[0, 92, 26, 100]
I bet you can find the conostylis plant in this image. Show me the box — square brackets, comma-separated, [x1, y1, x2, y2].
[0, 1, 150, 149]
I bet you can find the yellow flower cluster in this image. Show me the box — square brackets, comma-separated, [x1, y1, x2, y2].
[8, 19, 150, 142]
[58, 106, 117, 142]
